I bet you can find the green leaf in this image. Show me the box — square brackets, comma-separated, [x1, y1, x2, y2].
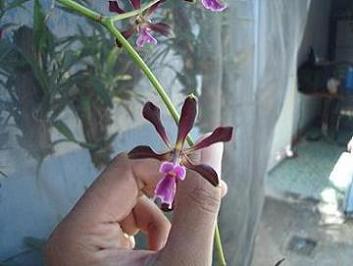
[54, 120, 75, 141]
[79, 96, 91, 121]
[105, 47, 119, 73]
[33, 0, 54, 54]
[23, 236, 46, 250]
[92, 79, 113, 108]
[106, 132, 118, 144]
[33, 0, 45, 49]
[115, 74, 132, 81]
[77, 141, 97, 150]
[120, 101, 134, 119]
[0, 169, 7, 177]
[49, 101, 67, 122]
[275, 258, 285, 266]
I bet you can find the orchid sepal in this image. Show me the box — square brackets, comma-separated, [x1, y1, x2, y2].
[184, 126, 233, 153]
[109, 1, 125, 13]
[183, 158, 219, 186]
[143, 101, 172, 147]
[128, 145, 172, 161]
[175, 95, 197, 149]
[129, 0, 141, 9]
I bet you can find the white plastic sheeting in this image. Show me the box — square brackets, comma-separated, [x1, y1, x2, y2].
[197, 1, 311, 265]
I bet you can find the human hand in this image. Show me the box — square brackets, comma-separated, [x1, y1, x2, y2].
[44, 141, 226, 266]
[348, 137, 353, 153]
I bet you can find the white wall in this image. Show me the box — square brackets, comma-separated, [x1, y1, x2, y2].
[268, 0, 332, 170]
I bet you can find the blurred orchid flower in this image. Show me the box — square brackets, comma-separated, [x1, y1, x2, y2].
[109, 0, 170, 47]
[183, 0, 227, 12]
[201, 0, 227, 12]
[128, 95, 233, 209]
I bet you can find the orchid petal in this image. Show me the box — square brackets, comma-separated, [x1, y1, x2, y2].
[136, 27, 158, 48]
[122, 28, 134, 39]
[159, 161, 174, 174]
[174, 164, 186, 181]
[143, 102, 171, 147]
[187, 127, 233, 152]
[128, 145, 172, 161]
[109, 1, 126, 13]
[201, 0, 227, 12]
[129, 0, 141, 9]
[184, 160, 219, 186]
[176, 95, 197, 149]
[149, 22, 171, 37]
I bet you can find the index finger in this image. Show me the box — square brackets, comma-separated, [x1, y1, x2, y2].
[68, 153, 162, 225]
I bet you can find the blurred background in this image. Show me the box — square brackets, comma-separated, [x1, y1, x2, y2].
[0, 0, 353, 265]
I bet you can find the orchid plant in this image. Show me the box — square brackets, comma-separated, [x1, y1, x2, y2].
[56, 0, 229, 264]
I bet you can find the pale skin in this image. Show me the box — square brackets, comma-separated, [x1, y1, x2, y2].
[44, 142, 227, 266]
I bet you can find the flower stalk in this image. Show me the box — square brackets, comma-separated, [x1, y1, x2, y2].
[57, 0, 226, 264]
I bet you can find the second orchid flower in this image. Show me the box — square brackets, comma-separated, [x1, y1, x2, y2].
[109, 0, 170, 48]
[109, 0, 227, 48]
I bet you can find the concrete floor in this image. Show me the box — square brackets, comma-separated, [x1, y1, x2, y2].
[259, 127, 353, 266]
[267, 136, 347, 202]
[252, 196, 353, 266]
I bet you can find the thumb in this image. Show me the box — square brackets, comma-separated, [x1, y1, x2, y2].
[157, 141, 224, 265]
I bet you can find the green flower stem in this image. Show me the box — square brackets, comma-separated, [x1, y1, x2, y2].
[57, 1, 226, 265]
[111, 0, 161, 22]
[57, 0, 101, 21]
[215, 223, 226, 266]
[103, 19, 181, 123]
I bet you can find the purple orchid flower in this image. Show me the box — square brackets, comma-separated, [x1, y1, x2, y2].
[183, 0, 227, 12]
[128, 95, 233, 209]
[201, 0, 227, 12]
[109, 0, 170, 48]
